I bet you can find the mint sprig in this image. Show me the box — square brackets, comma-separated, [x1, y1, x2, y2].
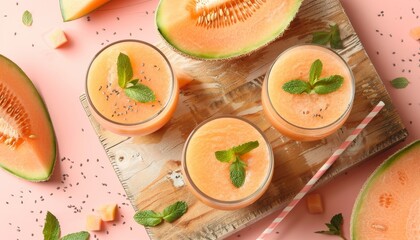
[215, 140, 259, 188]
[133, 210, 163, 227]
[312, 24, 343, 49]
[43, 212, 60, 240]
[43, 211, 89, 240]
[315, 213, 347, 240]
[61, 232, 90, 240]
[133, 201, 188, 227]
[117, 53, 156, 103]
[282, 59, 344, 95]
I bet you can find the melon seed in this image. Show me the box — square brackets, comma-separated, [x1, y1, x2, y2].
[191, 0, 265, 28]
[0, 82, 31, 149]
[370, 222, 388, 232]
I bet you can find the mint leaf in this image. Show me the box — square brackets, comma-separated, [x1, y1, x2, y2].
[390, 77, 409, 89]
[232, 141, 259, 156]
[22, 10, 33, 26]
[312, 31, 331, 45]
[311, 24, 344, 49]
[330, 24, 344, 49]
[124, 83, 156, 103]
[282, 80, 311, 94]
[43, 212, 60, 240]
[133, 210, 163, 227]
[61, 231, 90, 240]
[313, 75, 344, 94]
[315, 213, 346, 239]
[309, 59, 323, 85]
[230, 158, 247, 188]
[117, 53, 133, 88]
[215, 149, 235, 163]
[162, 201, 188, 223]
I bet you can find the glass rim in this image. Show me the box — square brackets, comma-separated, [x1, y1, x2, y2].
[264, 44, 356, 131]
[85, 39, 176, 126]
[181, 115, 274, 206]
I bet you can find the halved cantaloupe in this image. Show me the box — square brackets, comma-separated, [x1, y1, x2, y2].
[59, 0, 111, 22]
[156, 0, 303, 60]
[351, 140, 420, 239]
[0, 54, 56, 181]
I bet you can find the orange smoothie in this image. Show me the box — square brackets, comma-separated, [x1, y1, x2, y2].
[182, 116, 273, 210]
[86, 40, 178, 136]
[262, 45, 355, 141]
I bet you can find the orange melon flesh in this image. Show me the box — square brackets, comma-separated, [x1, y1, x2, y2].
[98, 203, 118, 221]
[410, 26, 420, 40]
[351, 140, 420, 239]
[0, 55, 56, 181]
[59, 0, 111, 22]
[156, 0, 303, 60]
[86, 215, 102, 231]
[306, 193, 324, 214]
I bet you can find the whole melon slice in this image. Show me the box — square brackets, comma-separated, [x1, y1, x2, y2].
[0, 55, 56, 181]
[59, 0, 111, 22]
[156, 0, 303, 60]
[351, 140, 420, 239]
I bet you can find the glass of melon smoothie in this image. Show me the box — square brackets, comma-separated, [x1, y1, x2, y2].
[86, 40, 179, 136]
[182, 116, 274, 210]
[261, 44, 355, 141]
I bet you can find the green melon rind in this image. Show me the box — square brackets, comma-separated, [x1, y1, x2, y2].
[59, 0, 74, 22]
[350, 140, 420, 239]
[156, 0, 303, 60]
[0, 54, 57, 182]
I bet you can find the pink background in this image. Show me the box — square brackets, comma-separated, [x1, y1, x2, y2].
[0, 0, 419, 239]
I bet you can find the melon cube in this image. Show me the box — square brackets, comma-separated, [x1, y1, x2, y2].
[45, 29, 68, 48]
[98, 203, 118, 221]
[306, 193, 324, 214]
[410, 26, 420, 40]
[86, 215, 102, 231]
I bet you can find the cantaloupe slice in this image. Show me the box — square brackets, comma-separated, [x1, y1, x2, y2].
[351, 140, 420, 239]
[0, 54, 56, 181]
[86, 215, 102, 231]
[156, 0, 303, 60]
[98, 203, 118, 222]
[59, 0, 111, 22]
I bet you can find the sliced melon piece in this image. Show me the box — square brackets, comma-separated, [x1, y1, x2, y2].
[45, 29, 68, 49]
[86, 215, 102, 231]
[0, 54, 56, 181]
[306, 193, 324, 214]
[351, 140, 420, 239]
[59, 0, 111, 22]
[156, 0, 303, 60]
[98, 203, 118, 221]
[410, 26, 420, 41]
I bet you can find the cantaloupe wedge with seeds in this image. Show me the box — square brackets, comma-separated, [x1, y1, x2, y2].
[351, 140, 420, 239]
[59, 0, 111, 22]
[0, 54, 56, 181]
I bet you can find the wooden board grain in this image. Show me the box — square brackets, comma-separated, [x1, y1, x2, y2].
[80, 0, 407, 239]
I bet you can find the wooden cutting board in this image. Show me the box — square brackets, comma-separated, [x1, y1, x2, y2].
[80, 0, 407, 238]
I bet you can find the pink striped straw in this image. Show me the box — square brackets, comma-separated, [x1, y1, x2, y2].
[257, 101, 385, 240]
